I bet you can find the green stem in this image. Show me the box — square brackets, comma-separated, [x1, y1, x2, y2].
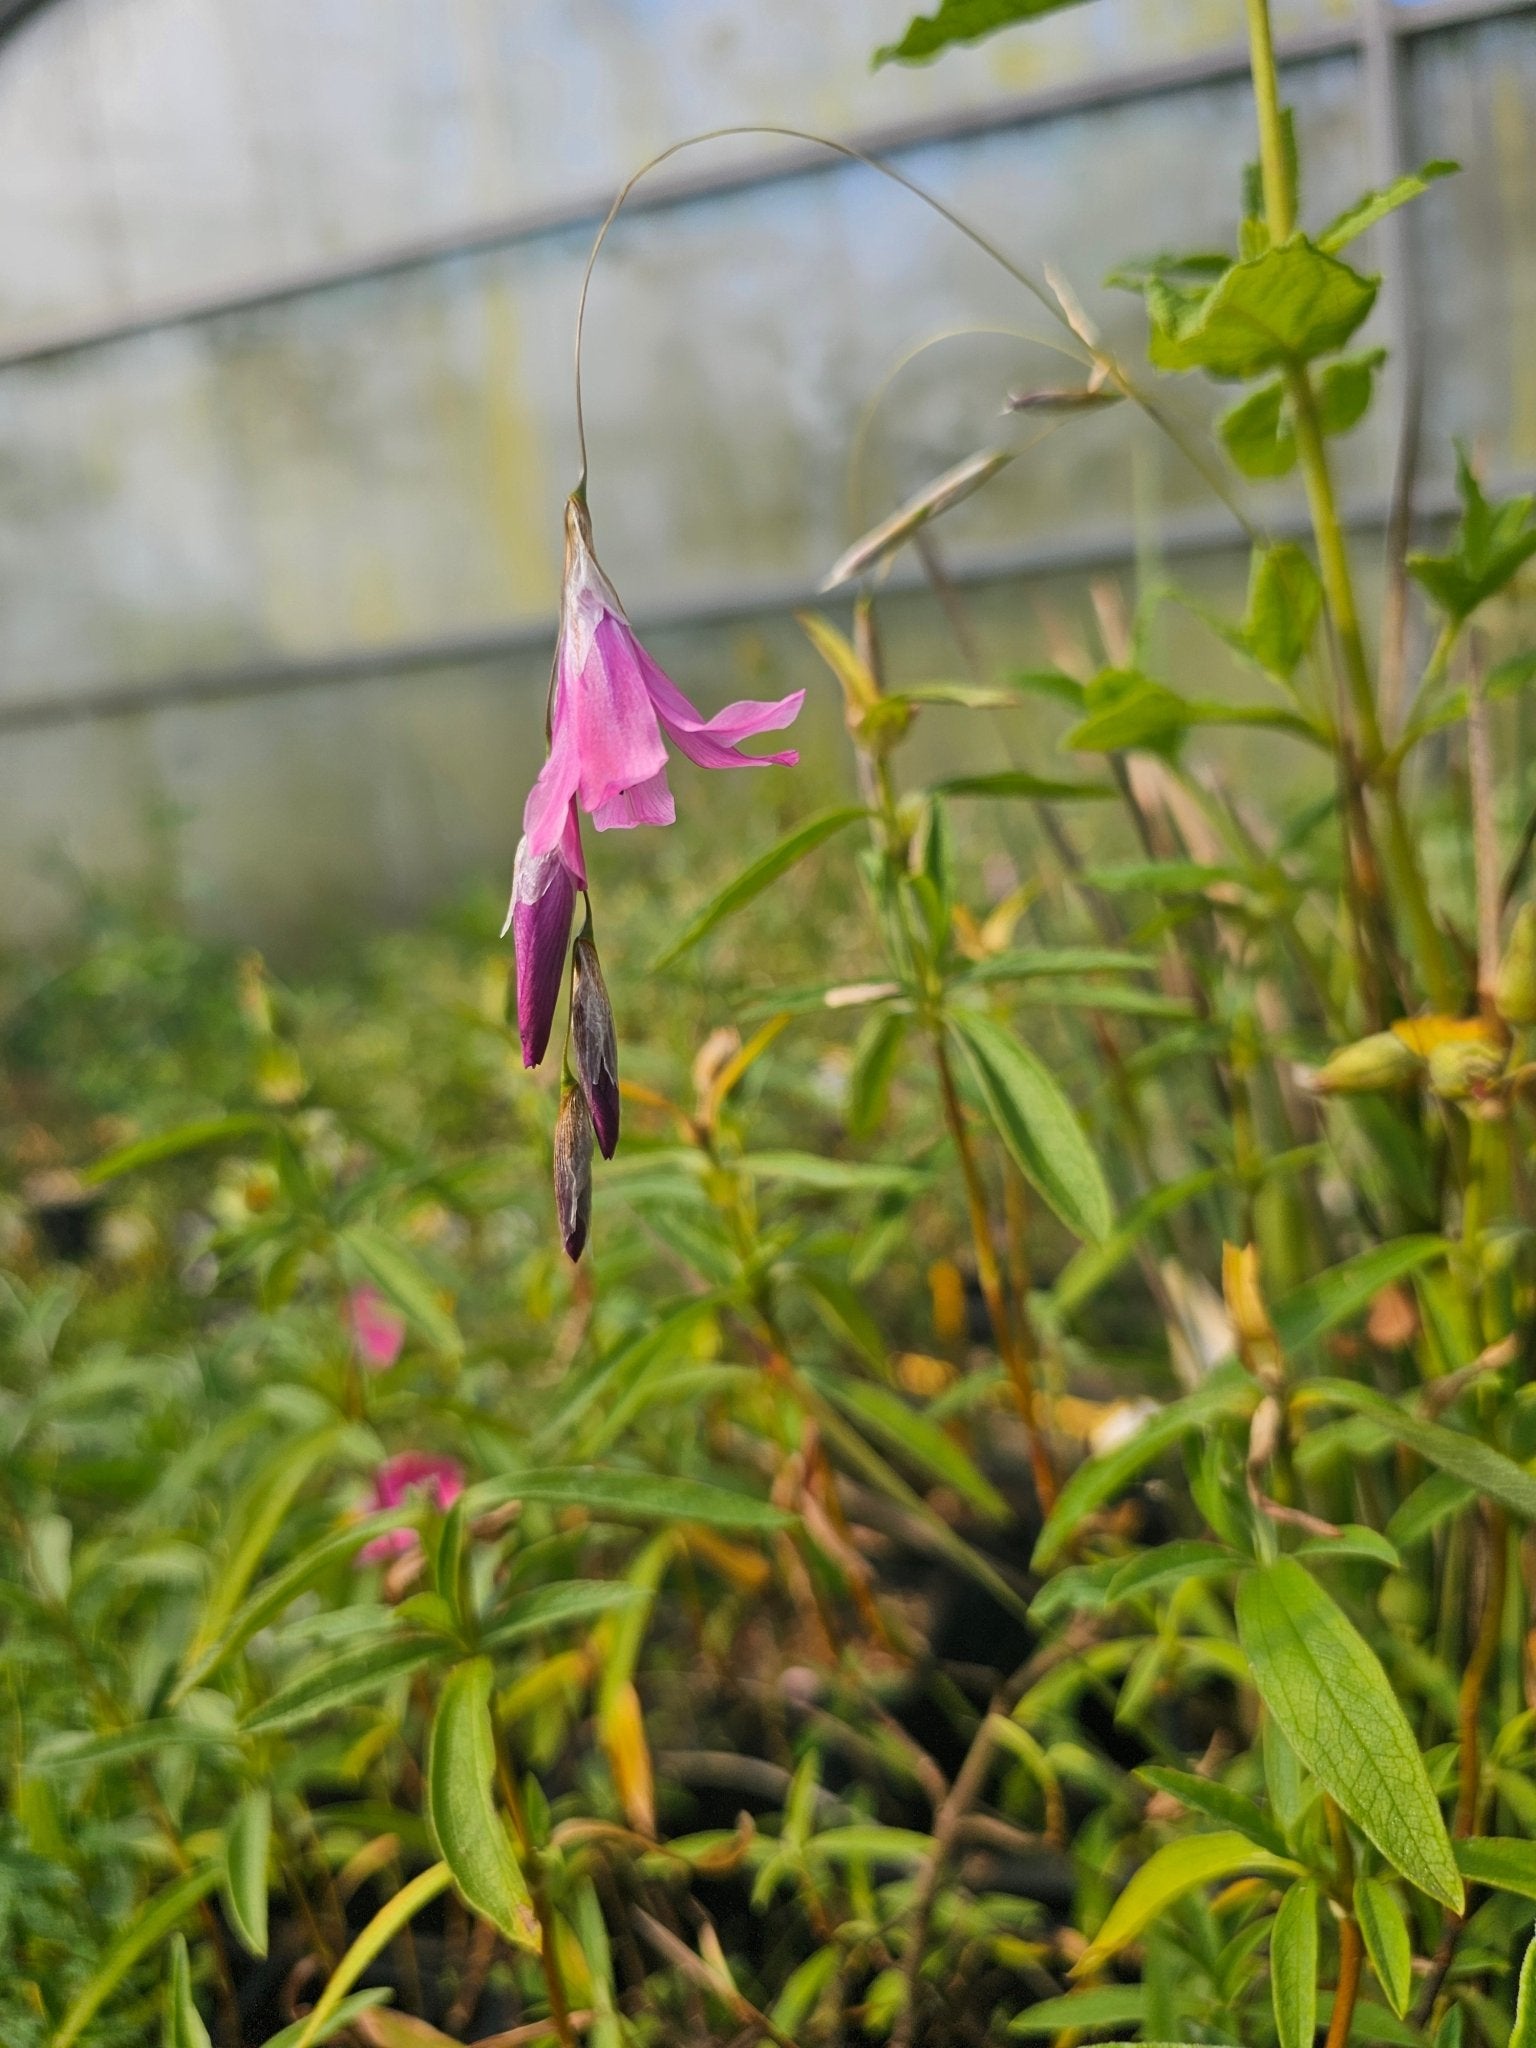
[1244, 0, 1455, 1010]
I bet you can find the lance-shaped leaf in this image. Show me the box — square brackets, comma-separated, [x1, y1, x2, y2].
[1515, 1930, 1536, 2048]
[243, 1631, 448, 1735]
[821, 450, 1012, 590]
[1033, 1364, 1255, 1568]
[1236, 1558, 1462, 1909]
[1073, 1831, 1301, 1975]
[223, 1788, 271, 1959]
[1408, 446, 1536, 623]
[1299, 1379, 1536, 1522]
[947, 1009, 1113, 1244]
[1355, 1875, 1413, 2018]
[1270, 1881, 1319, 2048]
[289, 1863, 452, 2048]
[54, 1864, 222, 2048]
[652, 806, 867, 970]
[1317, 161, 1457, 253]
[165, 1933, 213, 2048]
[1456, 1836, 1536, 1900]
[876, 0, 1096, 63]
[465, 1466, 790, 1532]
[427, 1658, 539, 1951]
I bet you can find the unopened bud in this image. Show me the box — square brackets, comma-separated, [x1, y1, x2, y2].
[1495, 904, 1536, 1027]
[553, 1086, 593, 1262]
[1222, 1241, 1282, 1388]
[1427, 1038, 1505, 1102]
[1309, 1031, 1421, 1095]
[571, 935, 620, 1159]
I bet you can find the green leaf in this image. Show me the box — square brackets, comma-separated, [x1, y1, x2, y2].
[1408, 446, 1536, 624]
[187, 1425, 353, 1671]
[1515, 1930, 1536, 2048]
[1456, 1836, 1536, 1900]
[932, 769, 1112, 800]
[82, 1113, 271, 1185]
[1387, 1471, 1472, 1550]
[1272, 1237, 1448, 1352]
[1316, 347, 1387, 435]
[827, 1378, 1009, 1520]
[1145, 237, 1377, 380]
[222, 1789, 271, 1959]
[33, 1719, 239, 1773]
[1051, 1165, 1227, 1320]
[1236, 1558, 1461, 1909]
[652, 807, 867, 969]
[243, 1631, 448, 1734]
[947, 1009, 1113, 1244]
[339, 1223, 460, 1356]
[466, 1466, 791, 1532]
[1294, 1523, 1401, 1571]
[1271, 1880, 1319, 2048]
[1355, 1875, 1413, 2018]
[741, 1150, 925, 1196]
[803, 1824, 934, 1866]
[1303, 1379, 1536, 1523]
[1076, 1831, 1300, 1974]
[478, 1579, 647, 1651]
[54, 1864, 222, 2048]
[1221, 353, 1383, 478]
[1106, 1542, 1242, 1606]
[1136, 1765, 1290, 1859]
[875, 0, 1094, 65]
[427, 1658, 539, 1950]
[164, 1933, 212, 2048]
[172, 1509, 413, 1701]
[1010, 1987, 1147, 2034]
[849, 1011, 908, 1139]
[255, 1991, 395, 2048]
[1317, 161, 1457, 253]
[1221, 379, 1296, 478]
[289, 1863, 452, 2048]
[1033, 1364, 1255, 1568]
[1243, 543, 1322, 680]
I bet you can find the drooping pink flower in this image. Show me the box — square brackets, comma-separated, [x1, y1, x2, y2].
[521, 495, 804, 865]
[503, 799, 586, 1068]
[348, 1285, 406, 1371]
[360, 1452, 465, 1561]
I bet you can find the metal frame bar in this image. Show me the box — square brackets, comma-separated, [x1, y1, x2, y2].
[3, 470, 1525, 739]
[0, 0, 1528, 373]
[0, 0, 1530, 739]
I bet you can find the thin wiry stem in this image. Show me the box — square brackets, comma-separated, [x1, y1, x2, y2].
[570, 124, 1255, 538]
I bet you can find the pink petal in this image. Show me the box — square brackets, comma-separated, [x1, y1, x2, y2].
[643, 655, 804, 770]
[572, 612, 669, 815]
[591, 765, 676, 832]
[522, 680, 582, 861]
[349, 1286, 405, 1370]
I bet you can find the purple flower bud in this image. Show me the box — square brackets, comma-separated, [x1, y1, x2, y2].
[571, 934, 620, 1159]
[553, 1085, 594, 1262]
[504, 820, 579, 1069]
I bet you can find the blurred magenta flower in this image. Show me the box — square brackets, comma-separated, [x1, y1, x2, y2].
[348, 1285, 406, 1371]
[521, 495, 803, 861]
[503, 800, 585, 1067]
[360, 1451, 465, 1561]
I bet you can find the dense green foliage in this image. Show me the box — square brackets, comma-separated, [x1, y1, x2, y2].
[5, 0, 1536, 2042]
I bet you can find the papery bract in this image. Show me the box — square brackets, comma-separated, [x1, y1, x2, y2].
[570, 933, 620, 1158]
[360, 1452, 465, 1561]
[522, 495, 804, 860]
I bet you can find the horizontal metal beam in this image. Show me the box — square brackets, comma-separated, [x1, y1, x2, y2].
[3, 469, 1521, 739]
[0, 0, 1528, 374]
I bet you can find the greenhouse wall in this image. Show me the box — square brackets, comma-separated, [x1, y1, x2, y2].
[0, 0, 1531, 941]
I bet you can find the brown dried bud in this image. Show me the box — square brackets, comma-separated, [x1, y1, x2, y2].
[553, 1085, 593, 1262]
[570, 935, 620, 1159]
[1495, 904, 1536, 1027]
[1309, 1031, 1421, 1095]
